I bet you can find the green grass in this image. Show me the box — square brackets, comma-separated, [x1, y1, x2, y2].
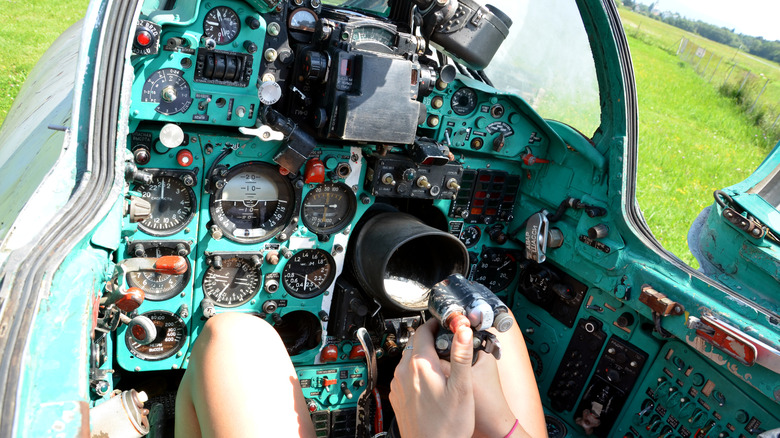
[630, 35, 771, 267]
[0, 0, 90, 124]
[620, 9, 780, 144]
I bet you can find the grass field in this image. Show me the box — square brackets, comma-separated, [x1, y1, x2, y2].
[0, 2, 774, 269]
[620, 9, 780, 146]
[0, 0, 90, 122]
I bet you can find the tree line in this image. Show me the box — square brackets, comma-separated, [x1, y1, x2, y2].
[621, 0, 780, 64]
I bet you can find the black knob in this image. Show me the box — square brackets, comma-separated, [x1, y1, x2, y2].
[176, 243, 189, 256]
[132, 145, 151, 165]
[349, 299, 368, 317]
[244, 40, 258, 53]
[303, 50, 328, 83]
[133, 244, 145, 257]
[246, 16, 261, 30]
[488, 226, 508, 245]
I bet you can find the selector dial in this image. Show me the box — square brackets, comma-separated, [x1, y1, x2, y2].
[141, 69, 193, 115]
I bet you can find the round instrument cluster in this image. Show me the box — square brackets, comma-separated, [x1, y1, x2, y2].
[134, 174, 196, 236]
[126, 246, 191, 301]
[301, 182, 357, 235]
[282, 249, 336, 299]
[126, 310, 187, 361]
[202, 256, 261, 307]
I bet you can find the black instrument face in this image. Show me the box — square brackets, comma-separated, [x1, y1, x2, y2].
[126, 246, 190, 301]
[210, 162, 296, 243]
[126, 311, 187, 361]
[202, 257, 261, 307]
[459, 225, 481, 248]
[451, 87, 478, 116]
[282, 249, 336, 299]
[301, 182, 357, 235]
[135, 175, 196, 236]
[203, 6, 241, 45]
[141, 69, 193, 115]
[472, 250, 518, 292]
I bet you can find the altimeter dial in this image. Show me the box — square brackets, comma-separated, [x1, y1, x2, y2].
[135, 175, 196, 236]
[202, 257, 261, 307]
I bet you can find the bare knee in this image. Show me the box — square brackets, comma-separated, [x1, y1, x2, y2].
[192, 313, 282, 358]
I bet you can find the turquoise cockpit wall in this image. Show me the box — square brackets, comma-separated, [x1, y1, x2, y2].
[2, 0, 779, 436]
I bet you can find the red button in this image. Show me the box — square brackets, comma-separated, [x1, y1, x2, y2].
[136, 31, 152, 47]
[321, 344, 339, 362]
[304, 158, 325, 184]
[349, 344, 365, 360]
[177, 149, 194, 167]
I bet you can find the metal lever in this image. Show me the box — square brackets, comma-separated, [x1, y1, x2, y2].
[525, 211, 550, 263]
[355, 327, 377, 438]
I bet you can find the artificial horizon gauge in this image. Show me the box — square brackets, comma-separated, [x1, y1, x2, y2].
[203, 6, 241, 45]
[141, 69, 193, 115]
[282, 249, 336, 299]
[126, 246, 191, 301]
[301, 182, 357, 235]
[209, 161, 296, 244]
[202, 257, 261, 307]
[451, 87, 478, 116]
[134, 175, 196, 236]
[126, 310, 187, 361]
[472, 249, 518, 292]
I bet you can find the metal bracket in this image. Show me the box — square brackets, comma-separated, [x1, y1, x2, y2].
[638, 285, 684, 316]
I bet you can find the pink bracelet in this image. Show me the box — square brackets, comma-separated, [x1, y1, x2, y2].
[504, 419, 520, 438]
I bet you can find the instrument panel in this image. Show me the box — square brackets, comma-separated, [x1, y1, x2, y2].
[99, 0, 780, 436]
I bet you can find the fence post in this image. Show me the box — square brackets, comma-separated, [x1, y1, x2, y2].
[723, 63, 737, 87]
[738, 71, 751, 93]
[772, 112, 780, 131]
[677, 38, 686, 55]
[748, 77, 770, 113]
[701, 52, 714, 75]
[709, 57, 723, 83]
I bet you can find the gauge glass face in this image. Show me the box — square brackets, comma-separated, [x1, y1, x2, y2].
[141, 69, 193, 115]
[301, 182, 357, 235]
[210, 162, 296, 243]
[202, 257, 261, 307]
[135, 175, 196, 236]
[451, 87, 478, 116]
[126, 311, 187, 361]
[289, 8, 318, 32]
[203, 6, 241, 45]
[459, 225, 481, 248]
[282, 249, 336, 299]
[472, 250, 518, 292]
[126, 246, 190, 301]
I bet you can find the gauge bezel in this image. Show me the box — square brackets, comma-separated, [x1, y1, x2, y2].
[209, 161, 297, 244]
[301, 182, 357, 235]
[126, 310, 187, 361]
[134, 172, 197, 237]
[203, 6, 241, 45]
[282, 248, 336, 299]
[288, 8, 319, 32]
[451, 87, 478, 116]
[126, 246, 191, 301]
[202, 256, 261, 307]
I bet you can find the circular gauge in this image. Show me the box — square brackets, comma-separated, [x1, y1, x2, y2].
[451, 87, 478, 116]
[282, 249, 336, 299]
[126, 246, 190, 301]
[202, 257, 261, 307]
[210, 162, 296, 244]
[203, 6, 241, 45]
[126, 310, 187, 361]
[141, 69, 193, 115]
[472, 250, 518, 292]
[134, 175, 196, 236]
[289, 8, 318, 32]
[301, 182, 357, 235]
[459, 225, 481, 248]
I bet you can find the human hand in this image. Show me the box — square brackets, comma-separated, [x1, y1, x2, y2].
[389, 319, 475, 438]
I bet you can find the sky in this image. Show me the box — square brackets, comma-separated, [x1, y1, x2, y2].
[652, 0, 780, 41]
